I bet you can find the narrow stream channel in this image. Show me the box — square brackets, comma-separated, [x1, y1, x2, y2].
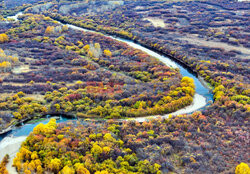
[0, 12, 214, 166]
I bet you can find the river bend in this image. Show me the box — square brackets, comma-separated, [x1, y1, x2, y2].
[0, 13, 214, 169]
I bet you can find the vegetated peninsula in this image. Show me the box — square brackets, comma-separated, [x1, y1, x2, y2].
[0, 13, 195, 129]
[0, 0, 249, 174]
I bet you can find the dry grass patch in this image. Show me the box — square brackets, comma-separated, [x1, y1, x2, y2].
[143, 17, 166, 28]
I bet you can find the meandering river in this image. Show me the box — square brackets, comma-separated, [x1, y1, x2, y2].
[0, 12, 213, 170]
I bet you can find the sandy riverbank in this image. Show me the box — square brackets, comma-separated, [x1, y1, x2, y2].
[0, 136, 27, 174]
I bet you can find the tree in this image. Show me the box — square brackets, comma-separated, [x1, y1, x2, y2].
[13, 112, 22, 119]
[103, 133, 116, 142]
[31, 151, 38, 160]
[61, 165, 75, 174]
[110, 112, 121, 118]
[37, 165, 43, 174]
[17, 91, 25, 97]
[28, 160, 36, 172]
[45, 26, 55, 34]
[49, 158, 61, 173]
[83, 45, 90, 52]
[74, 163, 90, 174]
[33, 119, 56, 135]
[0, 61, 11, 72]
[24, 169, 32, 174]
[0, 154, 9, 174]
[0, 33, 9, 43]
[181, 76, 195, 88]
[103, 146, 111, 154]
[91, 143, 103, 159]
[235, 163, 250, 174]
[54, 103, 61, 112]
[104, 49, 112, 57]
[137, 160, 161, 174]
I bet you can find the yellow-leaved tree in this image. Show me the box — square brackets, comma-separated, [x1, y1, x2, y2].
[0, 33, 9, 43]
[235, 163, 250, 174]
[104, 49, 112, 57]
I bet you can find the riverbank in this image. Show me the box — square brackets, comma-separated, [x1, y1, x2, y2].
[0, 117, 39, 136]
[0, 125, 14, 135]
[129, 93, 206, 122]
[0, 136, 27, 174]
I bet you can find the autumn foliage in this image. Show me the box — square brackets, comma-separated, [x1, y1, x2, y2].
[0, 155, 9, 174]
[235, 163, 250, 174]
[0, 14, 195, 124]
[0, 1, 249, 174]
[0, 33, 8, 43]
[0, 48, 19, 72]
[13, 119, 161, 174]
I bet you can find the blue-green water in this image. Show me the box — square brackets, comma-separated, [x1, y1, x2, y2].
[0, 117, 75, 141]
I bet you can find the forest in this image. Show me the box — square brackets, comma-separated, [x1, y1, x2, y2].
[0, 13, 196, 133]
[0, 0, 249, 174]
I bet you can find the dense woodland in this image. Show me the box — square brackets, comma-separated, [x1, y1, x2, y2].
[13, 119, 162, 174]
[40, 0, 249, 96]
[0, 0, 249, 174]
[13, 107, 249, 174]
[0, 13, 194, 129]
